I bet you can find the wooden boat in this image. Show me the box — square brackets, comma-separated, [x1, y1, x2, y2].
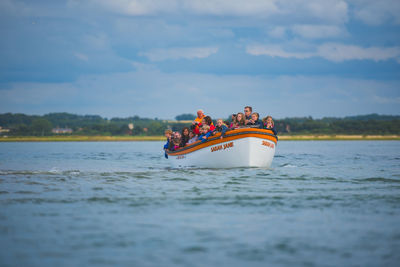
[166, 128, 277, 168]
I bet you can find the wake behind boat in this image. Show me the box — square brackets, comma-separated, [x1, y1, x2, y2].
[166, 128, 277, 168]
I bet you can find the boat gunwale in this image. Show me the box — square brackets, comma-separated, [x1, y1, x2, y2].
[167, 128, 277, 156]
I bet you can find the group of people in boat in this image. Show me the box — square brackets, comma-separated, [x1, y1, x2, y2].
[163, 106, 277, 154]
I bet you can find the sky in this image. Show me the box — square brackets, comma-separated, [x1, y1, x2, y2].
[0, 0, 399, 120]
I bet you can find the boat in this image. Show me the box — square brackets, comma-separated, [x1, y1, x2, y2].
[166, 128, 277, 168]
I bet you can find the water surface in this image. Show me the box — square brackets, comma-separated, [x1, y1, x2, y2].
[0, 141, 399, 266]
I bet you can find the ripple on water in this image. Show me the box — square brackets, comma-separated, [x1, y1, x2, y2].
[165, 177, 190, 181]
[15, 191, 39, 195]
[225, 181, 241, 185]
[131, 172, 152, 179]
[357, 177, 400, 183]
[280, 163, 297, 168]
[182, 246, 208, 253]
[92, 187, 103, 191]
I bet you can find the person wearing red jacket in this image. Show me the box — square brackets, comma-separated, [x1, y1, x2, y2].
[202, 116, 215, 132]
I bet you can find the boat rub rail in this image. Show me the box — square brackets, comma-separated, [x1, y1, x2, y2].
[167, 128, 277, 156]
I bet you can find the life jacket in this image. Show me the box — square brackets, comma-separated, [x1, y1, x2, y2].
[194, 116, 204, 124]
[193, 115, 205, 135]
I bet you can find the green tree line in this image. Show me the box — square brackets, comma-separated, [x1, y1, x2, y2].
[0, 112, 399, 136]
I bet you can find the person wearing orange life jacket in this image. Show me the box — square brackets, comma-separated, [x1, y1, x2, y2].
[191, 109, 206, 135]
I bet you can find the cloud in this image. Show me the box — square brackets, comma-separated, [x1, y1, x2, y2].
[2, 0, 399, 92]
[183, 0, 279, 16]
[71, 0, 348, 24]
[0, 0, 22, 15]
[246, 45, 313, 59]
[139, 47, 219, 62]
[82, 33, 109, 51]
[292, 25, 343, 39]
[0, 82, 79, 106]
[276, 0, 348, 24]
[84, 0, 179, 16]
[2, 0, 75, 18]
[246, 43, 400, 63]
[267, 27, 287, 39]
[75, 0, 278, 17]
[373, 95, 400, 104]
[268, 24, 345, 40]
[317, 43, 400, 62]
[352, 0, 400, 25]
[73, 53, 89, 62]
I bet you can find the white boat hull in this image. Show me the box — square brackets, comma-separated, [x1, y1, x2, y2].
[166, 128, 277, 168]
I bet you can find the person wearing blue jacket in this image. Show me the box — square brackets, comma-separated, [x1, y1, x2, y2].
[198, 125, 212, 142]
[163, 129, 173, 158]
[213, 119, 229, 139]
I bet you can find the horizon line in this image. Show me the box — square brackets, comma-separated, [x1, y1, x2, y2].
[1, 111, 399, 121]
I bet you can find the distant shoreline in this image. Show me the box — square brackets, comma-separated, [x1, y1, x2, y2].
[278, 135, 400, 141]
[0, 135, 399, 142]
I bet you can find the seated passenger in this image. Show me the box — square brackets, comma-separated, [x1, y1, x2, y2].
[231, 112, 246, 129]
[262, 115, 277, 135]
[171, 137, 182, 151]
[198, 125, 211, 142]
[187, 130, 198, 144]
[229, 114, 237, 129]
[166, 132, 181, 150]
[180, 127, 190, 147]
[193, 109, 205, 124]
[246, 112, 261, 127]
[163, 129, 173, 158]
[173, 131, 181, 142]
[213, 119, 228, 139]
[163, 129, 172, 149]
[244, 106, 253, 124]
[192, 109, 206, 135]
[202, 116, 215, 132]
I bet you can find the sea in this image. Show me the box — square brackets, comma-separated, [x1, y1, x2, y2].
[0, 141, 399, 267]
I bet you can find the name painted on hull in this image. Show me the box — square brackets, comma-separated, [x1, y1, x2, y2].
[176, 155, 185, 159]
[211, 142, 234, 152]
[262, 140, 275, 149]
